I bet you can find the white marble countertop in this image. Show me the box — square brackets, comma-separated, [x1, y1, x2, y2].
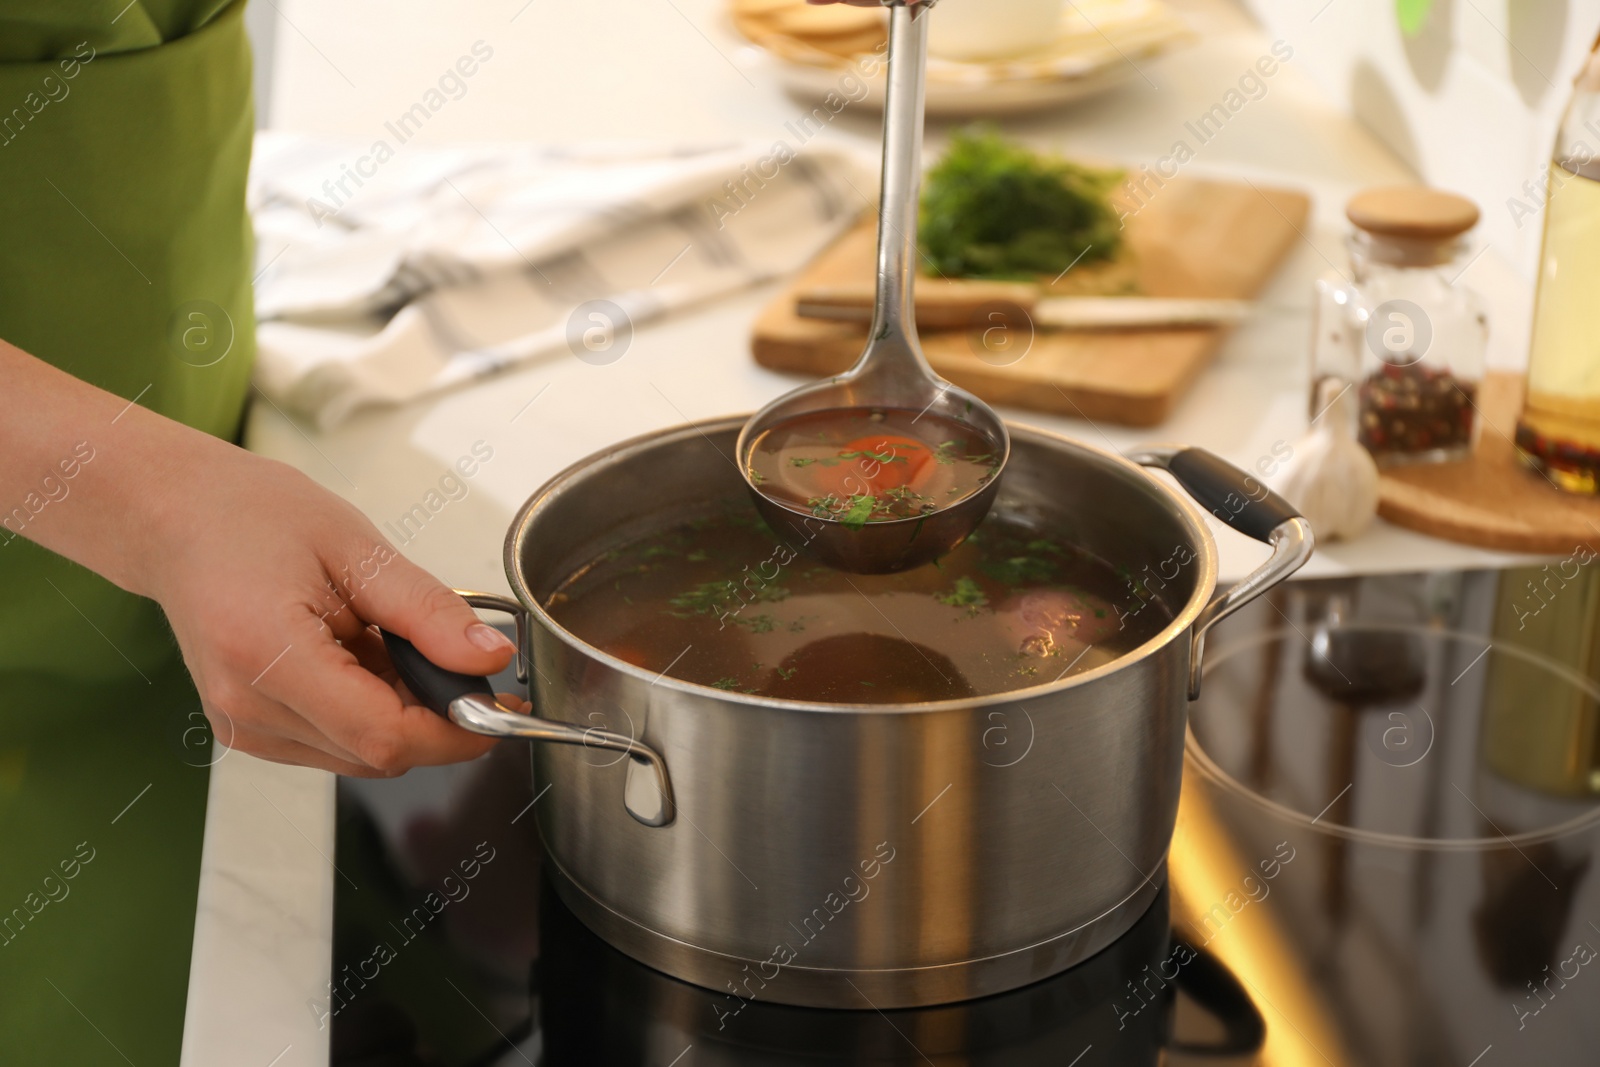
[182, 1, 1547, 1063]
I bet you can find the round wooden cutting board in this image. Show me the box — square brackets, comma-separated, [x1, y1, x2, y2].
[1378, 373, 1600, 554]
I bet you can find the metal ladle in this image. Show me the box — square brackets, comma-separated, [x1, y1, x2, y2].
[735, 0, 1010, 575]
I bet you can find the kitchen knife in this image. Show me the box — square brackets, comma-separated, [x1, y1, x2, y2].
[795, 281, 1253, 331]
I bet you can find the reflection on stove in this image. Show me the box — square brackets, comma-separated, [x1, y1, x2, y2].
[1184, 569, 1600, 1067]
[540, 881, 1263, 1066]
[329, 568, 1600, 1066]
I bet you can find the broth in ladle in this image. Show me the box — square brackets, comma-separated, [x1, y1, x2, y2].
[744, 407, 999, 527]
[544, 501, 1172, 704]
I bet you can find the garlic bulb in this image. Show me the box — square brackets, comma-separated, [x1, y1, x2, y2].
[1271, 378, 1380, 542]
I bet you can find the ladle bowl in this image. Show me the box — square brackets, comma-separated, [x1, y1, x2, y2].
[736, 0, 1010, 574]
[738, 372, 1009, 574]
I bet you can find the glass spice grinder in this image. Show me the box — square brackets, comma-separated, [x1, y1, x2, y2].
[1309, 186, 1487, 466]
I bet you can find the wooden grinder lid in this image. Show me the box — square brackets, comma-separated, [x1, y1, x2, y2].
[1346, 186, 1480, 241]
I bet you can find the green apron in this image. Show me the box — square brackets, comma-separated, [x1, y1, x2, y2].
[0, 1, 256, 1061]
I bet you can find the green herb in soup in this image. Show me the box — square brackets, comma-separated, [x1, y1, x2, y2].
[543, 503, 1171, 705]
[745, 407, 999, 528]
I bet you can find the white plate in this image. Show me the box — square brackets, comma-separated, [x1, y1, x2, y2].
[733, 0, 1192, 118]
[757, 53, 1151, 117]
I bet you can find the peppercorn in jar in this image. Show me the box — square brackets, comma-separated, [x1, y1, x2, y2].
[1308, 186, 1488, 466]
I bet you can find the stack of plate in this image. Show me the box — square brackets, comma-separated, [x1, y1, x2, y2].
[731, 0, 888, 60]
[729, 0, 1192, 116]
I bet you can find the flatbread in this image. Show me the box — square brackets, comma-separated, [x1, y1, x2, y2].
[799, 27, 886, 57]
[731, 0, 797, 15]
[769, 3, 885, 36]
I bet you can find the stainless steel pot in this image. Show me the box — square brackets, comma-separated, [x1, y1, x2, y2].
[385, 417, 1312, 1009]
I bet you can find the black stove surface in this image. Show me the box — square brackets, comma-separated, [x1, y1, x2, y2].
[328, 567, 1600, 1066]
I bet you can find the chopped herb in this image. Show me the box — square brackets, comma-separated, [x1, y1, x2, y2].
[935, 575, 988, 617]
[808, 493, 841, 518]
[810, 486, 934, 528]
[836, 448, 908, 465]
[793, 447, 908, 471]
[669, 581, 738, 618]
[746, 467, 766, 486]
[840, 493, 878, 530]
[733, 613, 777, 634]
[776, 667, 798, 680]
[640, 545, 678, 560]
[686, 550, 709, 562]
[936, 575, 989, 609]
[982, 554, 1060, 585]
[710, 678, 740, 691]
[932, 439, 993, 466]
[920, 126, 1124, 280]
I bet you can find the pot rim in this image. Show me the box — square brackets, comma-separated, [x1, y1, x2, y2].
[503, 414, 1219, 715]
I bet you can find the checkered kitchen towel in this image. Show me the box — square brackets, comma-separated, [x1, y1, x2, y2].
[248, 131, 875, 428]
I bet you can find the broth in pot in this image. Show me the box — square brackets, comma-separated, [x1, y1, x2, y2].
[545, 501, 1173, 704]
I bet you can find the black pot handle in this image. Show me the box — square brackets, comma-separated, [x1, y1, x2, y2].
[379, 591, 674, 828]
[1168, 941, 1267, 1055]
[1139, 446, 1302, 544]
[1128, 447, 1314, 699]
[382, 628, 501, 711]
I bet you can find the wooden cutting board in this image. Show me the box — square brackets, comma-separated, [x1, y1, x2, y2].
[1378, 373, 1600, 554]
[752, 176, 1311, 427]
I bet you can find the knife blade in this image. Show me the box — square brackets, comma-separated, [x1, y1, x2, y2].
[796, 283, 1252, 332]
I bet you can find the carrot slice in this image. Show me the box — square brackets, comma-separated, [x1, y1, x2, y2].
[803, 434, 934, 498]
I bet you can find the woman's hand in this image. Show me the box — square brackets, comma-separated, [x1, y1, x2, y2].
[2, 340, 516, 777]
[144, 440, 517, 777]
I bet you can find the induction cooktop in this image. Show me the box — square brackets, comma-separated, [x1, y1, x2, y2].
[327, 565, 1600, 1066]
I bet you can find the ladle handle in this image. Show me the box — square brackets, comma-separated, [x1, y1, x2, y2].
[855, 0, 937, 386]
[869, 2, 927, 342]
[379, 591, 675, 828]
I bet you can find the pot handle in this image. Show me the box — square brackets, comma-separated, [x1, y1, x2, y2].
[1167, 942, 1267, 1055]
[1127, 447, 1314, 700]
[379, 591, 675, 828]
